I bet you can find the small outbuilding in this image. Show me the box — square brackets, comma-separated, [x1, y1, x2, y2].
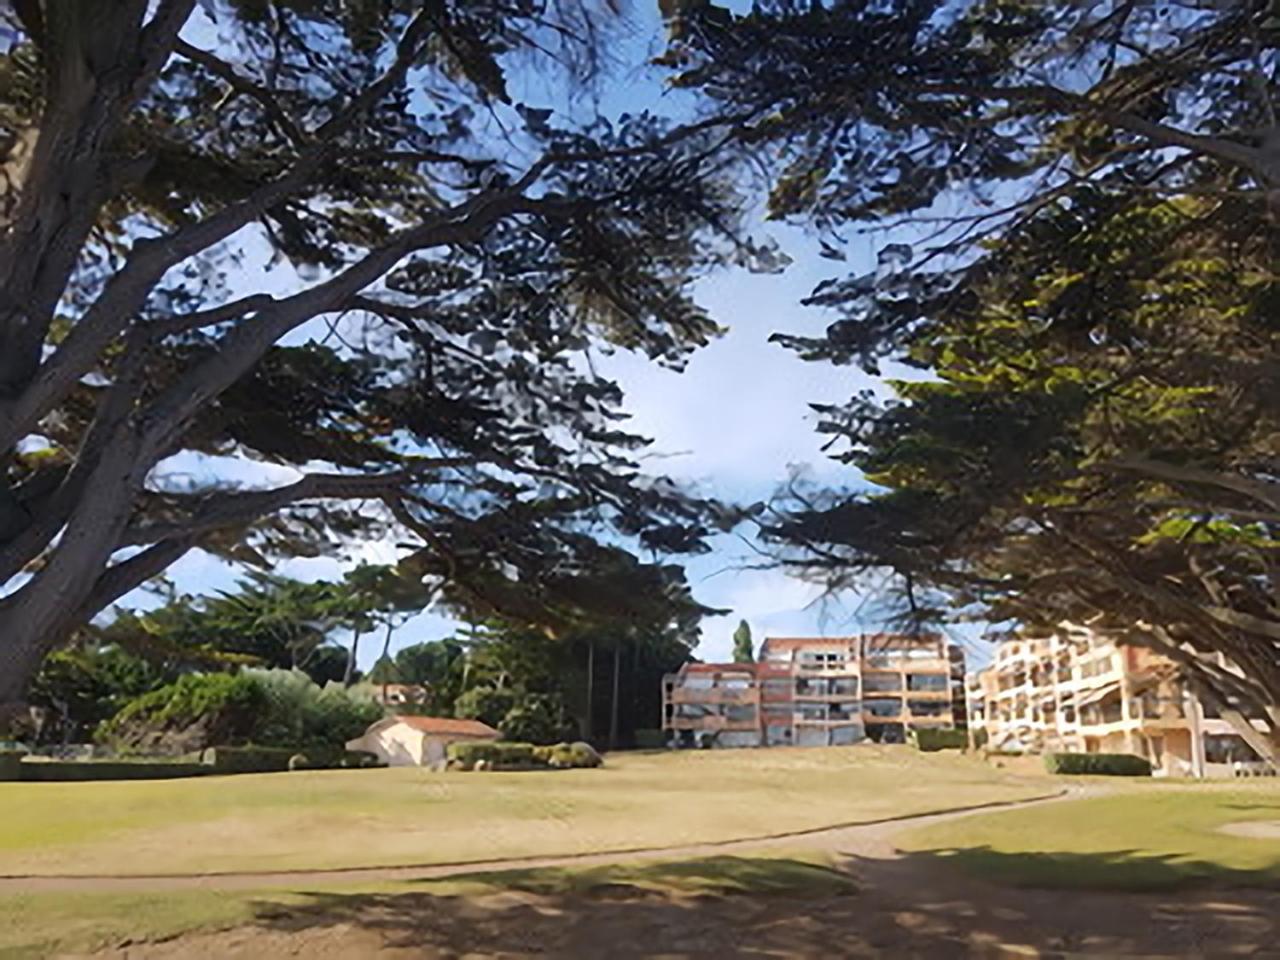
[346, 715, 500, 768]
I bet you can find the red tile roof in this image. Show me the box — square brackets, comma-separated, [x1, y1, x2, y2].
[684, 662, 757, 675]
[392, 716, 500, 738]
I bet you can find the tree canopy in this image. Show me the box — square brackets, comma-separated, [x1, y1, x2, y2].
[0, 0, 768, 710]
[663, 0, 1280, 753]
[732, 618, 753, 663]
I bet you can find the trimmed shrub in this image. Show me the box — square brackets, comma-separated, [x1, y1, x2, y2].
[0, 750, 26, 781]
[908, 728, 968, 752]
[1044, 752, 1152, 777]
[17, 760, 211, 781]
[202, 745, 298, 774]
[447, 740, 536, 770]
[633, 729, 666, 750]
[536, 741, 603, 769]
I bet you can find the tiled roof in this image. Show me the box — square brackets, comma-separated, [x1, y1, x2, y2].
[684, 662, 757, 675]
[391, 716, 500, 738]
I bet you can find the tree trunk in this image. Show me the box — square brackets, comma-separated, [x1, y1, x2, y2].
[609, 641, 621, 751]
[584, 638, 595, 741]
[379, 620, 394, 707]
[344, 625, 363, 688]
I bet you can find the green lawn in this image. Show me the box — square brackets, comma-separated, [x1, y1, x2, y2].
[899, 781, 1280, 890]
[0, 745, 1049, 876]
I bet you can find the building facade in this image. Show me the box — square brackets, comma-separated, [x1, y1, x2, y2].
[966, 625, 1272, 777]
[662, 634, 964, 748]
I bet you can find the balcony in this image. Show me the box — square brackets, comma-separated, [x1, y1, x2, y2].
[668, 686, 756, 705]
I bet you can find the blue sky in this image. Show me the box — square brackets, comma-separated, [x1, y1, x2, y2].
[133, 2, 989, 667]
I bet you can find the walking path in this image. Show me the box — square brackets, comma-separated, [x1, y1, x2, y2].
[3, 785, 1082, 894]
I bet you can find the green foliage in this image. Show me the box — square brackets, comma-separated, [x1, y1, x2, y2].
[732, 619, 754, 663]
[101, 673, 265, 748]
[908, 728, 968, 752]
[1043, 753, 1151, 777]
[26, 642, 164, 743]
[1, 0, 759, 705]
[447, 740, 536, 770]
[202, 746, 298, 774]
[533, 741, 604, 769]
[101, 669, 380, 755]
[667, 0, 1280, 722]
[454, 685, 519, 730]
[16, 760, 212, 782]
[245, 669, 382, 751]
[0, 751, 24, 781]
[498, 694, 569, 745]
[633, 729, 667, 750]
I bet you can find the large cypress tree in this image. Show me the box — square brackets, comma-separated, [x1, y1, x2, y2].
[0, 2, 771, 712]
[663, 0, 1280, 757]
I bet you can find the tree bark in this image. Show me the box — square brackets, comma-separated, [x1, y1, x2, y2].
[584, 638, 595, 741]
[344, 626, 363, 688]
[609, 640, 621, 751]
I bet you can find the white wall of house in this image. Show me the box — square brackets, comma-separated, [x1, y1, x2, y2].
[348, 722, 427, 766]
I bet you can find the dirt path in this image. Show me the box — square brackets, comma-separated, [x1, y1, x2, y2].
[2, 786, 1079, 894]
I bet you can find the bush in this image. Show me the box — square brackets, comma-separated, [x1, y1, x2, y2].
[16, 760, 211, 781]
[1044, 752, 1152, 777]
[447, 740, 535, 770]
[498, 694, 569, 745]
[202, 745, 298, 774]
[100, 672, 266, 752]
[246, 669, 383, 751]
[908, 728, 968, 752]
[0, 750, 25, 781]
[633, 729, 666, 750]
[534, 741, 603, 769]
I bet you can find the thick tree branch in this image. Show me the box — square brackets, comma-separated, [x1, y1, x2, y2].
[121, 461, 473, 546]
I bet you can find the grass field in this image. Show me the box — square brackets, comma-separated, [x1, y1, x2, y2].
[0, 745, 1049, 876]
[0, 854, 856, 959]
[899, 781, 1280, 890]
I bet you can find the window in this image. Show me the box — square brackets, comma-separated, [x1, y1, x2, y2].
[864, 699, 902, 718]
[907, 674, 948, 692]
[1204, 734, 1260, 764]
[864, 674, 902, 692]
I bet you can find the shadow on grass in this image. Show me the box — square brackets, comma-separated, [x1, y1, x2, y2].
[901, 845, 1280, 892]
[238, 852, 1280, 959]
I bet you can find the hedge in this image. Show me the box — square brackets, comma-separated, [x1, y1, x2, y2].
[0, 750, 26, 781]
[202, 745, 298, 773]
[1044, 752, 1152, 777]
[448, 740, 537, 770]
[908, 728, 968, 752]
[633, 729, 666, 750]
[16, 760, 213, 782]
[533, 741, 604, 769]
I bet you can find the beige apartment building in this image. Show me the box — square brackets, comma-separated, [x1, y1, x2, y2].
[662, 634, 964, 748]
[967, 625, 1272, 777]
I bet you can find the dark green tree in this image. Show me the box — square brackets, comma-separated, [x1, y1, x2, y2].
[732, 619, 753, 663]
[664, 1, 1280, 758]
[0, 0, 769, 714]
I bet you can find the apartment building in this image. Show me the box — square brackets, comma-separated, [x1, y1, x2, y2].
[662, 634, 963, 749]
[967, 625, 1272, 777]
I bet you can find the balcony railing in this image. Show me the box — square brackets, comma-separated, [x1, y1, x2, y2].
[669, 687, 756, 705]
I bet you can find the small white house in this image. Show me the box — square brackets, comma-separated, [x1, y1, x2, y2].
[346, 715, 500, 768]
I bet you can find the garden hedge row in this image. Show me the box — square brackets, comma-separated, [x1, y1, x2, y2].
[633, 729, 666, 750]
[908, 729, 968, 752]
[447, 740, 603, 771]
[1044, 752, 1152, 777]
